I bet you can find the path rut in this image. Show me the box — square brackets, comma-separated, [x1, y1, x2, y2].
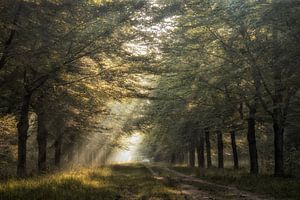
[144, 164, 273, 200]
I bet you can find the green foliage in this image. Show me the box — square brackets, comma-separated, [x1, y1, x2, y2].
[0, 0, 153, 175]
[128, 0, 300, 176]
[0, 0, 299, 182]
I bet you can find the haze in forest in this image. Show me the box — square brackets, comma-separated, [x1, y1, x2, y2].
[0, 0, 299, 200]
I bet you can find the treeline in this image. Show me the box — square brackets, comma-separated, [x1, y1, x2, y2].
[131, 0, 300, 177]
[0, 0, 152, 178]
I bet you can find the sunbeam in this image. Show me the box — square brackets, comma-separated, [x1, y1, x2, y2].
[107, 133, 143, 164]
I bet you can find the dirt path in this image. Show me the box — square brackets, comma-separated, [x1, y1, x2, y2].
[144, 164, 273, 200]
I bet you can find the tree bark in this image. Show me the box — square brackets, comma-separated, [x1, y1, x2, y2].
[67, 145, 74, 164]
[247, 107, 259, 174]
[176, 151, 184, 164]
[273, 68, 285, 176]
[170, 153, 176, 164]
[230, 130, 239, 169]
[16, 93, 32, 178]
[196, 134, 205, 169]
[37, 111, 47, 173]
[184, 151, 189, 165]
[205, 129, 212, 168]
[189, 140, 195, 167]
[67, 134, 76, 164]
[273, 121, 284, 176]
[217, 130, 224, 169]
[54, 135, 62, 168]
[89, 151, 94, 164]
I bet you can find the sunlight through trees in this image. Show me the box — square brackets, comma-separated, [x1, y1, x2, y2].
[0, 1, 300, 199]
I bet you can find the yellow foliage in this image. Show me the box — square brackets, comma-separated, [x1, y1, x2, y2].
[0, 115, 17, 137]
[89, 0, 112, 5]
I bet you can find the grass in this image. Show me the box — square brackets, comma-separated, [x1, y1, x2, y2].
[170, 166, 300, 200]
[2, 164, 299, 200]
[0, 164, 186, 200]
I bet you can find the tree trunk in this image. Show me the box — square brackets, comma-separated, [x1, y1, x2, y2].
[37, 111, 47, 173]
[16, 93, 32, 178]
[170, 153, 176, 164]
[217, 130, 224, 169]
[196, 134, 205, 169]
[230, 130, 239, 169]
[67, 146, 74, 164]
[273, 121, 284, 176]
[176, 151, 184, 164]
[184, 151, 189, 165]
[205, 129, 212, 168]
[273, 68, 285, 176]
[247, 107, 259, 174]
[54, 135, 62, 168]
[189, 140, 195, 167]
[89, 151, 94, 164]
[67, 134, 76, 164]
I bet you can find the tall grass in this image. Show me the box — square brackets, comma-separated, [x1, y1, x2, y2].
[0, 164, 185, 200]
[171, 166, 300, 200]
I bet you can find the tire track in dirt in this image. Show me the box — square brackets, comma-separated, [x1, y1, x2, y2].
[144, 163, 218, 200]
[144, 163, 273, 200]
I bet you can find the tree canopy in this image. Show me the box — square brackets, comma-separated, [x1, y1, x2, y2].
[0, 0, 299, 180]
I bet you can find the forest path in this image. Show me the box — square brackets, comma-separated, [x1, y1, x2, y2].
[0, 164, 188, 200]
[1, 164, 275, 200]
[144, 163, 273, 200]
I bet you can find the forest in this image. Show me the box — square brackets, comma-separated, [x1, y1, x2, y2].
[0, 0, 300, 200]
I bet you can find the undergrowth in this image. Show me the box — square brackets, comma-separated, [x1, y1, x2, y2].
[171, 166, 300, 200]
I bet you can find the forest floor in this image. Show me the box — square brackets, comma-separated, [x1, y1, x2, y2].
[0, 164, 185, 200]
[166, 165, 300, 200]
[0, 163, 299, 200]
[145, 163, 273, 200]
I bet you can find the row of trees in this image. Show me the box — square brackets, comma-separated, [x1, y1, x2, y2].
[131, 0, 300, 177]
[1, 0, 299, 179]
[0, 0, 153, 178]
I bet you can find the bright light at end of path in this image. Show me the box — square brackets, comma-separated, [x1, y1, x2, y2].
[108, 133, 143, 164]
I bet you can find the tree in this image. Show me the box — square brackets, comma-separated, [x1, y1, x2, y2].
[0, 0, 148, 177]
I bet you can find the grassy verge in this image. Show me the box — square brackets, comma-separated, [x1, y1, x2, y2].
[0, 164, 185, 200]
[170, 166, 300, 200]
